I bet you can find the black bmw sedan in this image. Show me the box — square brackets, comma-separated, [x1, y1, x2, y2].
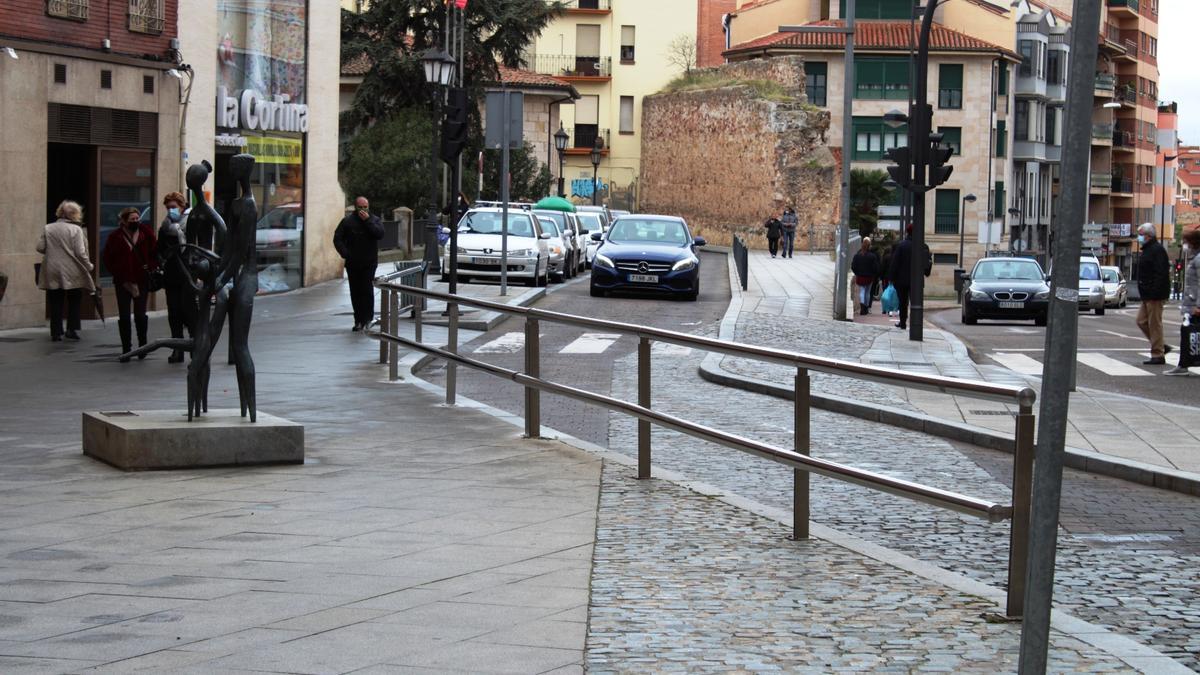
[961, 257, 1050, 326]
[589, 215, 705, 301]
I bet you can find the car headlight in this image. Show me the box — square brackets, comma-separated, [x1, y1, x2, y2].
[510, 248, 533, 257]
[1034, 289, 1050, 300]
[595, 253, 615, 269]
[672, 257, 698, 272]
[969, 289, 989, 300]
[1091, 286, 1103, 295]
[550, 246, 562, 255]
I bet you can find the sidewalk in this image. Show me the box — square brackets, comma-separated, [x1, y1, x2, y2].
[0, 268, 1183, 671]
[714, 250, 1200, 481]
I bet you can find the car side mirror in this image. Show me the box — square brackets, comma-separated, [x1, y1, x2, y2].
[693, 237, 707, 247]
[1044, 274, 1051, 282]
[591, 232, 603, 241]
[539, 232, 552, 240]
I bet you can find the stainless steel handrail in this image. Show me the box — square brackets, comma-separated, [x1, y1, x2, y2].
[380, 282, 1037, 406]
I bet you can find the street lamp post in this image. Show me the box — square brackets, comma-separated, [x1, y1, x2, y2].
[555, 123, 569, 198]
[421, 47, 456, 275]
[589, 137, 603, 206]
[959, 193, 977, 266]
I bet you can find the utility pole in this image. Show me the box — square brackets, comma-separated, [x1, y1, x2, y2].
[1019, 0, 1101, 671]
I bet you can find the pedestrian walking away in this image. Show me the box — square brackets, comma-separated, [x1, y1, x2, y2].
[851, 237, 880, 316]
[764, 216, 783, 258]
[888, 226, 926, 329]
[781, 206, 798, 258]
[1166, 228, 1200, 375]
[37, 200, 95, 342]
[334, 196, 385, 331]
[156, 191, 193, 364]
[104, 207, 158, 360]
[1135, 223, 1171, 366]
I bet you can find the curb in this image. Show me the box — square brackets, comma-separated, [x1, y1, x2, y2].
[418, 286, 546, 332]
[700, 253, 1200, 497]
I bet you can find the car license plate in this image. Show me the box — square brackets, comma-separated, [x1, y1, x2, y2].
[472, 257, 501, 265]
[999, 301, 1025, 309]
[628, 274, 658, 283]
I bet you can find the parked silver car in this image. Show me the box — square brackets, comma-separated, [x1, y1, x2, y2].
[442, 208, 551, 286]
[1101, 265, 1128, 308]
[535, 215, 569, 282]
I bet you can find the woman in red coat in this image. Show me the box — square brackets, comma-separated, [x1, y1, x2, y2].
[103, 207, 157, 358]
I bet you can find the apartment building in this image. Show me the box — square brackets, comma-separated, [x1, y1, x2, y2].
[724, 0, 1018, 294]
[525, 0, 702, 210]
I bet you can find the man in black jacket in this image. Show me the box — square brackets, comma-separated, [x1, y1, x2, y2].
[1135, 223, 1171, 364]
[888, 226, 931, 329]
[334, 196, 385, 331]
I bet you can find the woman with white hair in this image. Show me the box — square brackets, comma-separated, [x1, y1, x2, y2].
[36, 200, 95, 341]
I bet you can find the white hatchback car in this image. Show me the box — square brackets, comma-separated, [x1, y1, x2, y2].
[577, 211, 609, 267]
[443, 208, 551, 286]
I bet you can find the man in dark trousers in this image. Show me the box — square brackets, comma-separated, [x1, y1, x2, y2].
[888, 225, 931, 330]
[1135, 223, 1171, 365]
[334, 196, 385, 331]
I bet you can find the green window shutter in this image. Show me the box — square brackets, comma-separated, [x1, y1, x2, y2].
[994, 181, 1005, 221]
[998, 63, 1009, 96]
[939, 127, 962, 155]
[935, 189, 960, 234]
[996, 120, 1007, 157]
[938, 64, 963, 109]
[855, 58, 885, 99]
[883, 58, 910, 100]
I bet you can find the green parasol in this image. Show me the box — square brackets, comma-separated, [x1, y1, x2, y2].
[533, 196, 576, 213]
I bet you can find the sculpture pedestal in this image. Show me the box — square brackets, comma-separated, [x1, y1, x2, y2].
[82, 410, 304, 471]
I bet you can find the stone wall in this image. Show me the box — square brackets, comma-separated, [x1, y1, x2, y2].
[639, 56, 839, 250]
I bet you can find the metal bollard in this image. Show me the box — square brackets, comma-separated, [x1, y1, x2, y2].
[446, 301, 458, 405]
[793, 367, 811, 540]
[524, 317, 540, 438]
[414, 291, 423, 345]
[388, 288, 399, 381]
[378, 288, 389, 364]
[638, 336, 651, 479]
[1007, 403, 1036, 617]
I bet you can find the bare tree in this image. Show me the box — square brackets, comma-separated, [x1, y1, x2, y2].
[666, 34, 697, 76]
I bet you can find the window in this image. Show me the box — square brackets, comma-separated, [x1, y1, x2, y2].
[574, 95, 599, 148]
[994, 181, 1005, 221]
[100, 70, 112, 89]
[47, 0, 88, 20]
[935, 189, 961, 234]
[1015, 100, 1029, 141]
[938, 64, 963, 109]
[619, 96, 634, 134]
[996, 120, 1007, 157]
[1019, 40, 1035, 77]
[933, 253, 959, 265]
[855, 57, 909, 100]
[1045, 107, 1057, 146]
[128, 0, 164, 34]
[620, 25, 635, 63]
[805, 62, 827, 106]
[939, 127, 962, 155]
[852, 117, 907, 161]
[1047, 50, 1063, 85]
[143, 74, 154, 94]
[998, 63, 1009, 96]
[54, 63, 67, 84]
[840, 0, 910, 19]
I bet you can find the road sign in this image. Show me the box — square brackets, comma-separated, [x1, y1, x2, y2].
[484, 91, 523, 150]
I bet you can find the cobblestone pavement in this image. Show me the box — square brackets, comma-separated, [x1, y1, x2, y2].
[611, 314, 1200, 668]
[588, 462, 1128, 673]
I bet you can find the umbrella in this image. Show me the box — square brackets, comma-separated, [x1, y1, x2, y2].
[90, 289, 105, 325]
[533, 196, 576, 213]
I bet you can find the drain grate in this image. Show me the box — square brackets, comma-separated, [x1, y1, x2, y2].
[969, 410, 1016, 416]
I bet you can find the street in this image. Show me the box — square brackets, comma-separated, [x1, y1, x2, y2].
[931, 301, 1200, 404]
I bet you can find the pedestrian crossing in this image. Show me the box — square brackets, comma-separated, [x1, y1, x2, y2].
[470, 331, 695, 357]
[989, 350, 1198, 377]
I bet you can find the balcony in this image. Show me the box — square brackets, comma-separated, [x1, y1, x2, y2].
[1092, 124, 1114, 146]
[1112, 130, 1135, 151]
[559, 126, 611, 155]
[1090, 172, 1112, 194]
[1116, 84, 1136, 106]
[1094, 73, 1115, 97]
[553, 0, 611, 11]
[528, 54, 612, 81]
[1107, 0, 1139, 16]
[1112, 177, 1134, 195]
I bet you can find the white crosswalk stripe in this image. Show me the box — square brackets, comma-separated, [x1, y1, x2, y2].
[989, 352, 1044, 375]
[651, 342, 694, 357]
[1075, 353, 1152, 377]
[561, 333, 622, 354]
[473, 332, 526, 353]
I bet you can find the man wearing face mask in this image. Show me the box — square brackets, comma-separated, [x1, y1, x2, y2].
[156, 192, 192, 363]
[1135, 223, 1172, 366]
[333, 196, 385, 331]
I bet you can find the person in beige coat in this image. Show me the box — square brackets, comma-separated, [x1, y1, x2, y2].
[37, 200, 95, 341]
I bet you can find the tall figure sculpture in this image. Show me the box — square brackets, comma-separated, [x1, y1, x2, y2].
[190, 154, 258, 422]
[183, 161, 228, 419]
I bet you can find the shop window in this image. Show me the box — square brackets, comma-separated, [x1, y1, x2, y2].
[938, 64, 962, 109]
[852, 117, 907, 161]
[805, 62, 827, 106]
[939, 127, 962, 155]
[995, 120, 1007, 157]
[855, 57, 909, 100]
[47, 0, 88, 20]
[620, 26, 635, 63]
[935, 190, 960, 235]
[619, 96, 634, 134]
[128, 0, 164, 34]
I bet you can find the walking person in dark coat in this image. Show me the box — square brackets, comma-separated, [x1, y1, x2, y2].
[334, 196, 385, 331]
[764, 216, 784, 258]
[1135, 223, 1172, 365]
[888, 226, 931, 330]
[780, 207, 798, 258]
[156, 191, 192, 363]
[851, 237, 880, 315]
[104, 207, 157, 359]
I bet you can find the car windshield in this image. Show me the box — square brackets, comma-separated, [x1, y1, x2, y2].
[1079, 262, 1101, 281]
[459, 212, 535, 238]
[576, 213, 603, 232]
[973, 260, 1043, 281]
[607, 218, 690, 245]
[533, 211, 567, 232]
[1102, 268, 1119, 283]
[537, 217, 560, 236]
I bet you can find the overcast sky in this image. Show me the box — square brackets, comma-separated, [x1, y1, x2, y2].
[1158, 1, 1197, 144]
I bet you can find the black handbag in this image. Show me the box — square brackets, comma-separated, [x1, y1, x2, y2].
[1180, 319, 1200, 369]
[124, 231, 164, 293]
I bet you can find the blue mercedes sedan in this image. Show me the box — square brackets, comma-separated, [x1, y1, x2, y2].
[589, 215, 705, 301]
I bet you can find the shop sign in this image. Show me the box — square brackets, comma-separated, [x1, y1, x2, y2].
[218, 87, 309, 134]
[216, 133, 249, 148]
[245, 136, 303, 165]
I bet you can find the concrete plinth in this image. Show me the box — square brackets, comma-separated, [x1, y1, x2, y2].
[82, 410, 304, 471]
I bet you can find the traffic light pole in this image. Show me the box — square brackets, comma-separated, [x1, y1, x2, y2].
[834, 0, 855, 321]
[907, 0, 939, 343]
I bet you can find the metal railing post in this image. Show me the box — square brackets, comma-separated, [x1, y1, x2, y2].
[794, 367, 811, 540]
[388, 289, 399, 381]
[414, 287, 423, 345]
[378, 288, 389, 364]
[1007, 403, 1035, 617]
[446, 302, 458, 405]
[638, 336, 651, 479]
[524, 317, 540, 438]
